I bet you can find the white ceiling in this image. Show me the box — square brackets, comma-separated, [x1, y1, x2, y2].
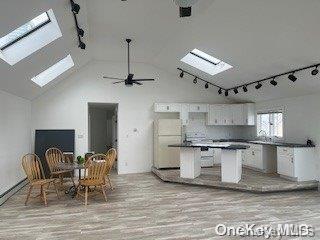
[1, 0, 320, 102]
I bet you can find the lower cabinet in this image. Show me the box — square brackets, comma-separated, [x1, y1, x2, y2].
[277, 147, 317, 181]
[241, 144, 277, 173]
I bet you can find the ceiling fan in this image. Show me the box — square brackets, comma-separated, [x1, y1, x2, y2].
[103, 39, 155, 86]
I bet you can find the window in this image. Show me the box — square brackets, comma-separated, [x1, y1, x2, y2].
[0, 12, 51, 50]
[181, 49, 232, 76]
[257, 110, 283, 138]
[31, 55, 74, 87]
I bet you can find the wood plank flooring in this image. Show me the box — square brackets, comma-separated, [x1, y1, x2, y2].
[152, 166, 319, 193]
[1, 172, 320, 239]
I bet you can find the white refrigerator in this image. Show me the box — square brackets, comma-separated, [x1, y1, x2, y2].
[154, 119, 182, 169]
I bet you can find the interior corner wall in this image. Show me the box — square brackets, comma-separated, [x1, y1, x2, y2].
[0, 90, 31, 195]
[31, 60, 232, 174]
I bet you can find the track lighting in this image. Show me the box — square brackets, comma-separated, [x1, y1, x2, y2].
[193, 77, 197, 84]
[225, 90, 229, 96]
[311, 66, 319, 76]
[243, 85, 248, 92]
[205, 82, 209, 89]
[255, 82, 262, 89]
[270, 78, 277, 86]
[77, 27, 84, 37]
[288, 72, 297, 82]
[180, 71, 184, 78]
[218, 88, 222, 95]
[79, 41, 86, 49]
[233, 88, 238, 94]
[71, 0, 80, 14]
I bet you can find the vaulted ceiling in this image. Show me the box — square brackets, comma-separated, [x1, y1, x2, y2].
[1, 0, 320, 102]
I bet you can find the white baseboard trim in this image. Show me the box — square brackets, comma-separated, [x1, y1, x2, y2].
[0, 178, 28, 206]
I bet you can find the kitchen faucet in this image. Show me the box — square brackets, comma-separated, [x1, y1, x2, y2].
[258, 130, 271, 142]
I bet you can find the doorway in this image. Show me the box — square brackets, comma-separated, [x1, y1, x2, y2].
[88, 103, 118, 171]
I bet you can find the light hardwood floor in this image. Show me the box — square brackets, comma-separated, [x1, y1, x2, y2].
[1, 172, 320, 239]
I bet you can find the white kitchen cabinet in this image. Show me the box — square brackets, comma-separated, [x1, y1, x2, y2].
[230, 104, 244, 125]
[180, 104, 189, 126]
[277, 147, 317, 181]
[189, 104, 208, 113]
[207, 105, 223, 125]
[241, 143, 277, 173]
[154, 103, 181, 113]
[243, 103, 255, 125]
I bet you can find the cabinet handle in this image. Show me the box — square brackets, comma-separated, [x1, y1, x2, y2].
[197, 106, 200, 110]
[215, 119, 217, 123]
[224, 119, 227, 123]
[291, 157, 293, 163]
[246, 119, 248, 123]
[231, 120, 234, 124]
[252, 151, 255, 156]
[166, 106, 169, 110]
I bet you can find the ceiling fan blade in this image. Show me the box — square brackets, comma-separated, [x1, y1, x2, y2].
[113, 81, 125, 84]
[133, 81, 143, 85]
[103, 76, 125, 81]
[133, 79, 155, 82]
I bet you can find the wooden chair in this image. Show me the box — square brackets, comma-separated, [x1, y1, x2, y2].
[45, 148, 75, 188]
[22, 154, 59, 206]
[105, 148, 117, 190]
[76, 154, 108, 205]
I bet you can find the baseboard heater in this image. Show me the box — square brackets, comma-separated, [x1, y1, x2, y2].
[0, 178, 27, 206]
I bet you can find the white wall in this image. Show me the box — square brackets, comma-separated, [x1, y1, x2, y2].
[247, 93, 320, 179]
[31, 60, 232, 174]
[0, 90, 31, 195]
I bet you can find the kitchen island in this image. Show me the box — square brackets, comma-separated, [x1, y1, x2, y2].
[168, 143, 249, 183]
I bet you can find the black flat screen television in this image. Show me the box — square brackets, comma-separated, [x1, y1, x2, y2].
[35, 129, 75, 177]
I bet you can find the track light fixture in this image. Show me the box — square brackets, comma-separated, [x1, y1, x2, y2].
[218, 88, 222, 94]
[205, 82, 209, 89]
[311, 66, 319, 76]
[193, 77, 197, 84]
[180, 71, 184, 78]
[79, 41, 86, 49]
[71, 0, 80, 14]
[225, 90, 229, 96]
[233, 88, 238, 94]
[255, 82, 262, 89]
[270, 77, 277, 86]
[288, 72, 297, 82]
[222, 63, 320, 95]
[243, 85, 248, 92]
[77, 27, 84, 37]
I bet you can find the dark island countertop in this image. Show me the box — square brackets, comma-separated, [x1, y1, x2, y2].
[210, 139, 315, 148]
[168, 143, 250, 150]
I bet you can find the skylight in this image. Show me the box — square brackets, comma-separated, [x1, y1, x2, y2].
[31, 55, 74, 87]
[0, 12, 50, 50]
[181, 49, 232, 76]
[0, 9, 62, 66]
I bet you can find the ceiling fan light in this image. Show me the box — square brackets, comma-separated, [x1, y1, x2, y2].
[270, 78, 277, 86]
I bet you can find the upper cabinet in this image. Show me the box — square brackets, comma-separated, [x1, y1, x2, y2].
[154, 102, 255, 126]
[206, 103, 255, 126]
[189, 104, 208, 113]
[154, 103, 181, 113]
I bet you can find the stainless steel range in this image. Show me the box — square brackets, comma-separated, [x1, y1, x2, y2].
[185, 132, 214, 167]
